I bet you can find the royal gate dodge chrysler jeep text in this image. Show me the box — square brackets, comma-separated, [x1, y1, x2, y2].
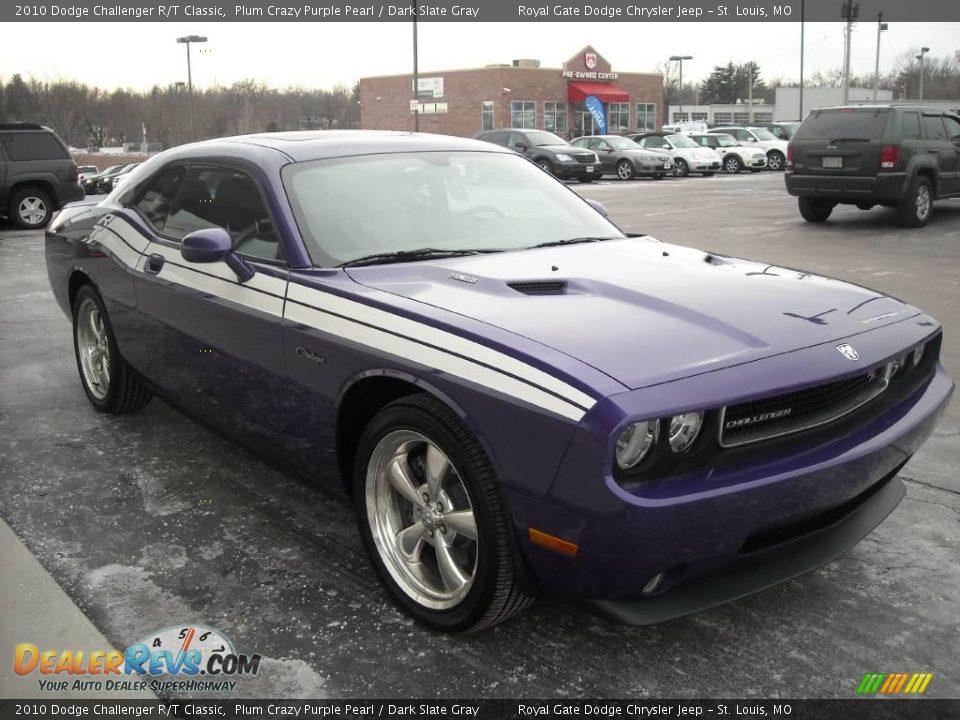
[46, 131, 953, 632]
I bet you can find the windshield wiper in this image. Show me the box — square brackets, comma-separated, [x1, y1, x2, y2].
[529, 237, 618, 249]
[339, 247, 499, 268]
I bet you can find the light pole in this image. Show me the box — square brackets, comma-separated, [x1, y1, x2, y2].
[916, 46, 930, 102]
[411, 0, 419, 132]
[174, 81, 186, 146]
[669, 55, 693, 123]
[176, 35, 207, 141]
[873, 15, 888, 101]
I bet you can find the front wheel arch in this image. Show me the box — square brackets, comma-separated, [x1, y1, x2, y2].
[335, 371, 495, 497]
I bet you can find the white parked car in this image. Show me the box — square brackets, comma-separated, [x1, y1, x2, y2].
[708, 127, 789, 171]
[687, 132, 768, 174]
[628, 132, 721, 177]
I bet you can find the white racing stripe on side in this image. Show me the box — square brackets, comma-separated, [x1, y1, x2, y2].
[92, 230, 142, 271]
[103, 215, 152, 254]
[144, 242, 288, 298]
[287, 282, 596, 411]
[155, 257, 285, 318]
[286, 301, 586, 423]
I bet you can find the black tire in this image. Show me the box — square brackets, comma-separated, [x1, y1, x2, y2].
[72, 285, 152, 414]
[798, 197, 834, 223]
[767, 151, 785, 171]
[723, 155, 742, 174]
[673, 159, 689, 177]
[897, 176, 933, 228]
[535, 159, 553, 175]
[702, 172, 716, 177]
[9, 187, 54, 229]
[616, 160, 635, 181]
[353, 394, 532, 632]
[749, 168, 763, 173]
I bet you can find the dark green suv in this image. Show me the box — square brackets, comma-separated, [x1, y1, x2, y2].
[0, 123, 83, 229]
[785, 106, 960, 227]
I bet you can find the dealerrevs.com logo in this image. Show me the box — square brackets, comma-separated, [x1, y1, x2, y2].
[14, 625, 261, 694]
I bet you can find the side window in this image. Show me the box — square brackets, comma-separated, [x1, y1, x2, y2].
[943, 116, 960, 143]
[136, 165, 282, 262]
[508, 132, 528, 150]
[644, 136, 667, 149]
[735, 129, 753, 142]
[922, 115, 947, 141]
[902, 112, 921, 140]
[0, 131, 69, 161]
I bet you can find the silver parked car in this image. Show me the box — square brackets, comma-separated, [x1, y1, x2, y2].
[571, 135, 673, 180]
[688, 132, 768, 174]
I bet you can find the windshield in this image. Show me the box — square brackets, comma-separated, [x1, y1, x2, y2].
[750, 128, 778, 141]
[524, 130, 567, 147]
[712, 134, 737, 147]
[667, 134, 698, 148]
[607, 137, 639, 150]
[283, 151, 625, 267]
[779, 124, 799, 139]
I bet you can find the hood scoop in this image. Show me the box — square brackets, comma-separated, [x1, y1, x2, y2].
[507, 280, 568, 295]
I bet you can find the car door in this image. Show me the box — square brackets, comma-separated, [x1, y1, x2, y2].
[589, 139, 616, 172]
[933, 114, 960, 196]
[122, 162, 300, 461]
[508, 131, 534, 160]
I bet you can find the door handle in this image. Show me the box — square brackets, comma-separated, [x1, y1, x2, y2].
[145, 253, 165, 275]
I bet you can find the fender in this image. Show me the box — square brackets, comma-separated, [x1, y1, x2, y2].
[903, 157, 941, 198]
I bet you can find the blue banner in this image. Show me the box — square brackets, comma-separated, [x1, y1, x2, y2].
[584, 96, 607, 135]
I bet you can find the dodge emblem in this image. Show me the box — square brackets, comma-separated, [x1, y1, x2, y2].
[837, 343, 860, 361]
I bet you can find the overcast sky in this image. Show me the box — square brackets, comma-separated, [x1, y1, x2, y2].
[3, 22, 958, 90]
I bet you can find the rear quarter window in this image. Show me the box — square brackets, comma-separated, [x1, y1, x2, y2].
[795, 110, 889, 141]
[0, 131, 69, 161]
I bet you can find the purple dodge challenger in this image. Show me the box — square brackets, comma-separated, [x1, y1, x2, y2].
[46, 131, 952, 632]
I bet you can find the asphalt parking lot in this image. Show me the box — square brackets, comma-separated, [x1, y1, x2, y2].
[1, 172, 958, 699]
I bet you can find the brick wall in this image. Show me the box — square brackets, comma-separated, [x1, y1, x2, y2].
[360, 65, 663, 139]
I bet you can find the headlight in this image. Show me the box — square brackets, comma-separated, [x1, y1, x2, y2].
[668, 412, 703, 454]
[912, 343, 925, 366]
[615, 420, 659, 470]
[555, 153, 573, 162]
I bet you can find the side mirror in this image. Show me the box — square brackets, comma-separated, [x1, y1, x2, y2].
[513, 142, 528, 151]
[181, 227, 255, 283]
[584, 198, 609, 217]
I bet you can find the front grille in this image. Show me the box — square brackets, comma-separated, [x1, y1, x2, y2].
[719, 368, 889, 448]
[573, 153, 595, 163]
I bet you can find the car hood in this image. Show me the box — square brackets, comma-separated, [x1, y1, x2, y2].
[346, 239, 916, 390]
[539, 144, 584, 154]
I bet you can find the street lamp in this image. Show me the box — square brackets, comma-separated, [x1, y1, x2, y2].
[669, 55, 693, 123]
[174, 81, 186, 146]
[873, 15, 888, 101]
[176, 35, 207, 141]
[916, 46, 930, 103]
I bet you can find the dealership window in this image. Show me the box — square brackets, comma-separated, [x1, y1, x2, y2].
[481, 101, 495, 132]
[511, 101, 536, 129]
[754, 112, 773, 123]
[607, 103, 630, 133]
[573, 103, 599, 137]
[672, 112, 689, 123]
[636, 103, 657, 131]
[691, 112, 708, 122]
[733, 112, 751, 124]
[544, 102, 568, 134]
[713, 112, 732, 124]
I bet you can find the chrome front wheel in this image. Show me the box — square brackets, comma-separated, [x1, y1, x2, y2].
[366, 430, 478, 609]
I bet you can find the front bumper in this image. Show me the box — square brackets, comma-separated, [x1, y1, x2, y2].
[637, 160, 674, 176]
[555, 161, 600, 180]
[507, 356, 952, 623]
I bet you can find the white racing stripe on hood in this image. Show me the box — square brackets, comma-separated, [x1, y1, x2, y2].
[287, 282, 597, 411]
[285, 300, 587, 422]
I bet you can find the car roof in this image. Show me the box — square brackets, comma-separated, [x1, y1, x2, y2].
[177, 130, 510, 163]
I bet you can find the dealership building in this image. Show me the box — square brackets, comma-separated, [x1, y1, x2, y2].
[359, 46, 664, 140]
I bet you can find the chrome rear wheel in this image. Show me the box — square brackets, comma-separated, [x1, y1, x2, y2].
[76, 297, 111, 400]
